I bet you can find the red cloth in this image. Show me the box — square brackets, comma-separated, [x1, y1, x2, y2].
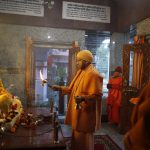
[106, 76, 122, 124]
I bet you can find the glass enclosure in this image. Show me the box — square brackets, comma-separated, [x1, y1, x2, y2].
[34, 47, 69, 113]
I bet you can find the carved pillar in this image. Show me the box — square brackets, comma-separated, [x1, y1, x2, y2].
[25, 37, 35, 106]
[68, 41, 80, 84]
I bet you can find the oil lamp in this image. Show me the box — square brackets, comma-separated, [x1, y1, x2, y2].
[40, 70, 52, 87]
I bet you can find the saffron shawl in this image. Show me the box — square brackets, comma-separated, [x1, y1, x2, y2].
[62, 64, 103, 132]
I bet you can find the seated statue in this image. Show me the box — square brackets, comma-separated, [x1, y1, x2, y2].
[0, 79, 23, 131]
[0, 79, 23, 116]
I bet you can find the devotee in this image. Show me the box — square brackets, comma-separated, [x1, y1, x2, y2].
[50, 50, 103, 150]
[106, 66, 122, 126]
[124, 82, 150, 150]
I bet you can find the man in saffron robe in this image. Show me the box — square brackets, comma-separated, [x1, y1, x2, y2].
[51, 50, 103, 150]
[106, 66, 122, 125]
[124, 82, 150, 150]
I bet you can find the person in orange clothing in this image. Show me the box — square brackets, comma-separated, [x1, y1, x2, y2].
[124, 82, 150, 150]
[106, 66, 122, 125]
[50, 50, 103, 150]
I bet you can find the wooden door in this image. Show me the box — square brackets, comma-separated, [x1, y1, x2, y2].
[119, 43, 150, 134]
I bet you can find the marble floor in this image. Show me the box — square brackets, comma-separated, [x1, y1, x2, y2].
[95, 122, 125, 150]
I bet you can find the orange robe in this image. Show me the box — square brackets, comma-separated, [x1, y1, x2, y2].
[61, 64, 103, 150]
[106, 76, 122, 124]
[124, 82, 150, 150]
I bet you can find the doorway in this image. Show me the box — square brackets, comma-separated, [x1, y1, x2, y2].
[34, 47, 69, 111]
[25, 37, 80, 114]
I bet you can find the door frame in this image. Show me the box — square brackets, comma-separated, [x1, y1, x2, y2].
[25, 37, 79, 106]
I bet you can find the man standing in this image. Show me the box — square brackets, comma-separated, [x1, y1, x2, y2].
[51, 50, 103, 150]
[106, 66, 122, 125]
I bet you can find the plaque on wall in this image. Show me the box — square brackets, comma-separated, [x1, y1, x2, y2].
[0, 0, 44, 17]
[62, 1, 110, 23]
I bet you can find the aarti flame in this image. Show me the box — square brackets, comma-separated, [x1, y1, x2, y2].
[40, 70, 47, 86]
[40, 70, 44, 81]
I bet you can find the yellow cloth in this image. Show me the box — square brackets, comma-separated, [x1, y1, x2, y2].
[0, 85, 13, 99]
[62, 64, 103, 132]
[77, 50, 93, 63]
[12, 98, 23, 112]
[0, 80, 14, 114]
[0, 80, 4, 88]
[0, 94, 13, 114]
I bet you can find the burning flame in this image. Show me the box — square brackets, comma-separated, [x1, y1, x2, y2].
[40, 70, 44, 80]
[40, 70, 47, 86]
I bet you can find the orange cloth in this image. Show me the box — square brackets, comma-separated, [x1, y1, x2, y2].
[71, 130, 94, 150]
[130, 97, 139, 105]
[0, 80, 4, 88]
[124, 82, 150, 150]
[62, 64, 103, 132]
[106, 76, 122, 124]
[61, 64, 103, 150]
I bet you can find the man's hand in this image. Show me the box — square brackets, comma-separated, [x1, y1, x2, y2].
[75, 96, 85, 104]
[51, 85, 61, 91]
[42, 80, 47, 86]
[75, 96, 85, 110]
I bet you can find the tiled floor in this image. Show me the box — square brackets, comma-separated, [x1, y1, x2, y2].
[95, 122, 125, 150]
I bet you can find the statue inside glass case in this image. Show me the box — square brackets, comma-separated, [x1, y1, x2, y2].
[0, 80, 14, 115]
[0, 79, 23, 132]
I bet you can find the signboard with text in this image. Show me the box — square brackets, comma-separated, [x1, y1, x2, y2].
[62, 1, 110, 23]
[0, 0, 44, 17]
